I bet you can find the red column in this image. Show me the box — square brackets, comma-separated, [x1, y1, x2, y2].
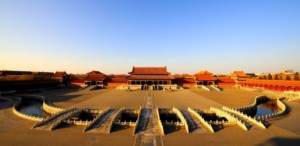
[281, 86, 287, 91]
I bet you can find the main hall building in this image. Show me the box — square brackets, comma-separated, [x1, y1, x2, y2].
[127, 66, 173, 85]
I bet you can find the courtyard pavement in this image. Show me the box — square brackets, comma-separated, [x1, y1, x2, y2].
[1, 87, 300, 146]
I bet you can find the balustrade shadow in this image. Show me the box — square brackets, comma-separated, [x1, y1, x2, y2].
[159, 109, 182, 135]
[211, 124, 224, 132]
[55, 122, 74, 130]
[163, 124, 181, 135]
[49, 95, 82, 103]
[0, 99, 14, 110]
[261, 120, 271, 128]
[256, 137, 300, 146]
[111, 125, 131, 132]
[1, 86, 82, 111]
[40, 87, 84, 106]
[282, 99, 291, 114]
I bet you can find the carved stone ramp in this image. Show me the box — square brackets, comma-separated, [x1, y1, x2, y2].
[136, 92, 161, 136]
[32, 108, 78, 130]
[33, 108, 82, 131]
[50, 108, 84, 130]
[86, 109, 119, 133]
[133, 91, 164, 146]
[83, 107, 110, 132]
[133, 110, 164, 146]
[180, 109, 210, 134]
[135, 108, 154, 134]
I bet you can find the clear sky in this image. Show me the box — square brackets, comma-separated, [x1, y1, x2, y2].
[0, 0, 299, 74]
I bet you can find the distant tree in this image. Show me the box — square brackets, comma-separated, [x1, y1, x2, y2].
[263, 75, 267, 80]
[182, 74, 191, 78]
[258, 76, 263, 80]
[279, 76, 283, 80]
[267, 73, 272, 80]
[286, 75, 291, 80]
[274, 74, 279, 80]
[107, 74, 115, 78]
[294, 72, 299, 81]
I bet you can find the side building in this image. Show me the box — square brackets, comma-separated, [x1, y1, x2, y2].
[230, 71, 249, 82]
[52, 71, 70, 85]
[85, 71, 106, 87]
[195, 71, 217, 85]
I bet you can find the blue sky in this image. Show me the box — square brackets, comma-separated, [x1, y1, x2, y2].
[0, 0, 299, 74]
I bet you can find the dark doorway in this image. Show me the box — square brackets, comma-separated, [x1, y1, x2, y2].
[146, 81, 152, 85]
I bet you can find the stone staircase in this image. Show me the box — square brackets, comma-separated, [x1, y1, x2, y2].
[205, 86, 221, 91]
[79, 85, 97, 91]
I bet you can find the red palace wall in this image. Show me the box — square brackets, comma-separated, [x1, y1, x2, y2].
[240, 80, 300, 92]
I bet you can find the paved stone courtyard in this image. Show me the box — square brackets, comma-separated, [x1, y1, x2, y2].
[1, 88, 300, 146]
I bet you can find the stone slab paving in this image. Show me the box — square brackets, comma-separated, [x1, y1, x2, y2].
[74, 90, 145, 108]
[190, 89, 263, 108]
[152, 90, 223, 110]
[272, 101, 300, 135]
